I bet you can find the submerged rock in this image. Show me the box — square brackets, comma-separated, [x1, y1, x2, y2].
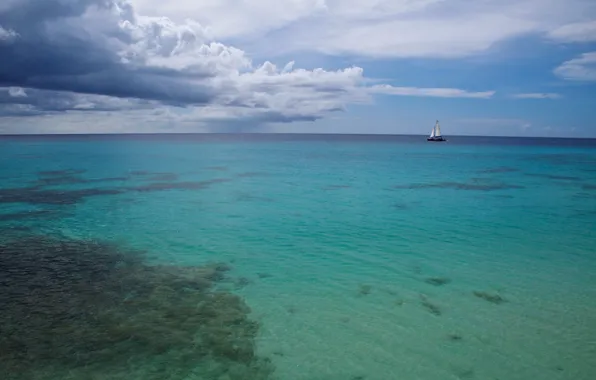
[473, 290, 506, 304]
[424, 277, 451, 286]
[419, 294, 442, 316]
[358, 284, 372, 296]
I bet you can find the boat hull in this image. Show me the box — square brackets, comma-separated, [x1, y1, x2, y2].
[427, 137, 446, 142]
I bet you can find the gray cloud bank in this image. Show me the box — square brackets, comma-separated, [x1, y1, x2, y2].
[0, 0, 213, 103]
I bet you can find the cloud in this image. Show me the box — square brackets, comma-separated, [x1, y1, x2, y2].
[0, 0, 375, 129]
[511, 93, 562, 99]
[370, 85, 495, 98]
[7, 87, 27, 97]
[0, 87, 157, 116]
[0, 0, 500, 133]
[554, 52, 596, 81]
[134, 0, 596, 58]
[547, 21, 596, 43]
[0, 25, 18, 41]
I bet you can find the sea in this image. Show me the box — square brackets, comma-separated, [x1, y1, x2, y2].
[1, 134, 595, 380]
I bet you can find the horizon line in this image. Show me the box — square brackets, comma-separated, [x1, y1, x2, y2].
[0, 132, 595, 140]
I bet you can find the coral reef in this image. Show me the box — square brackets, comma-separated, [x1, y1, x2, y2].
[478, 167, 518, 173]
[234, 276, 253, 289]
[394, 180, 523, 191]
[0, 233, 273, 380]
[424, 277, 451, 286]
[0, 176, 232, 205]
[525, 173, 582, 181]
[419, 295, 442, 316]
[0, 209, 66, 223]
[473, 291, 506, 304]
[358, 284, 372, 296]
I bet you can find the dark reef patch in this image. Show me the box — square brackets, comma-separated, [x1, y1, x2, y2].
[394, 180, 523, 192]
[392, 202, 409, 210]
[492, 194, 514, 199]
[0, 209, 66, 223]
[358, 284, 372, 296]
[38, 169, 87, 177]
[447, 333, 463, 342]
[582, 184, 596, 190]
[0, 233, 273, 380]
[126, 178, 232, 193]
[32, 169, 129, 188]
[129, 170, 151, 175]
[419, 295, 442, 316]
[144, 173, 179, 181]
[573, 192, 594, 200]
[525, 173, 583, 181]
[34, 174, 129, 187]
[0, 178, 233, 206]
[478, 167, 519, 174]
[34, 175, 87, 186]
[424, 277, 451, 286]
[127, 170, 179, 182]
[473, 291, 506, 304]
[234, 276, 253, 289]
[0, 186, 125, 205]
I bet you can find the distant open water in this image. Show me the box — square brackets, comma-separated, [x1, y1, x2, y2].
[1, 134, 595, 380]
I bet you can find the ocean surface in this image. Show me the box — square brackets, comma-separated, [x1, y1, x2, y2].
[1, 134, 595, 380]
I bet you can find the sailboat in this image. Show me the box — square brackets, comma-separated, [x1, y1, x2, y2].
[427, 120, 446, 142]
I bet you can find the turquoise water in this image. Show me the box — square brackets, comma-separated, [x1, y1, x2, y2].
[1, 135, 596, 380]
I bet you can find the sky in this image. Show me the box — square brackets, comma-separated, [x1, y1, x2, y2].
[0, 0, 595, 137]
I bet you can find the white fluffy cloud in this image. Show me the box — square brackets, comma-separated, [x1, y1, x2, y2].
[7, 87, 27, 98]
[0, 25, 18, 41]
[370, 85, 494, 99]
[134, 0, 596, 58]
[554, 52, 596, 81]
[548, 21, 596, 43]
[0, 0, 500, 133]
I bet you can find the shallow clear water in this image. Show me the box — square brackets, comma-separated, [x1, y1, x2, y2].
[1, 134, 596, 380]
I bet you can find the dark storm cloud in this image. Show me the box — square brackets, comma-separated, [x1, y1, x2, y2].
[0, 87, 157, 115]
[0, 0, 215, 107]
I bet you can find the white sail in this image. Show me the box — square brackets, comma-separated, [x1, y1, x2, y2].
[429, 126, 435, 138]
[434, 120, 441, 137]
